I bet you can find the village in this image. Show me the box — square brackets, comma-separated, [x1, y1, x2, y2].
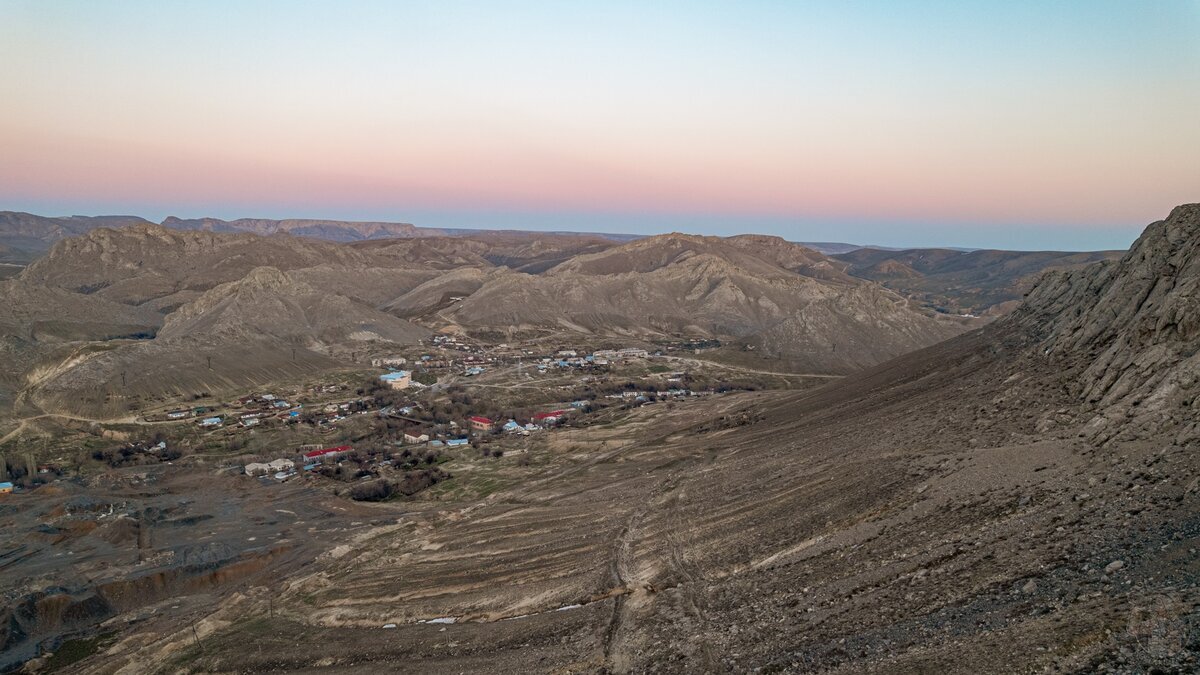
[0, 332, 797, 504]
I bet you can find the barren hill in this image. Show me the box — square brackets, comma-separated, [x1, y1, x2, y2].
[423, 233, 968, 372]
[21, 265, 430, 419]
[0, 280, 164, 413]
[19, 224, 458, 307]
[158, 266, 429, 345]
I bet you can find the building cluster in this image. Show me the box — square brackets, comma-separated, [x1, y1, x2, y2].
[532, 346, 651, 372]
[379, 370, 412, 389]
[243, 444, 353, 481]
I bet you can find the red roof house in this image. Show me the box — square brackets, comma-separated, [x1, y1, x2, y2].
[303, 445, 351, 460]
[468, 416, 493, 431]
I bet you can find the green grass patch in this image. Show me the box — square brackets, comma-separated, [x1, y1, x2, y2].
[46, 631, 118, 671]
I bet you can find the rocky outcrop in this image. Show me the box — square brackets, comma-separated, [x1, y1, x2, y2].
[1014, 203, 1200, 441]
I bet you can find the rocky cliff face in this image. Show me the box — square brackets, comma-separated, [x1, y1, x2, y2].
[1013, 203, 1200, 443]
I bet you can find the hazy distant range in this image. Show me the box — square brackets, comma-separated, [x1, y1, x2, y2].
[0, 210, 953, 263]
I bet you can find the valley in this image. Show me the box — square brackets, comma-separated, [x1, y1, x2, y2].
[0, 205, 1196, 673]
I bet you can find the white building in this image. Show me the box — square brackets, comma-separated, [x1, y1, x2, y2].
[380, 371, 412, 390]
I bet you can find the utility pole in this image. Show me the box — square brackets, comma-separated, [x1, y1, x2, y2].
[207, 355, 212, 370]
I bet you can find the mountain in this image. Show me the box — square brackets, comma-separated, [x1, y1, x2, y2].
[157, 266, 428, 345]
[408, 233, 969, 372]
[834, 246, 1125, 316]
[12, 226, 448, 417]
[0, 209, 640, 255]
[1011, 203, 1200, 431]
[19, 223, 457, 307]
[160, 215, 431, 241]
[0, 211, 153, 259]
[23, 268, 430, 419]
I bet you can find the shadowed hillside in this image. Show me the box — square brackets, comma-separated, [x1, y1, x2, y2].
[834, 246, 1125, 316]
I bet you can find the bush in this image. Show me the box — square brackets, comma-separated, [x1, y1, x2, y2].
[350, 479, 394, 501]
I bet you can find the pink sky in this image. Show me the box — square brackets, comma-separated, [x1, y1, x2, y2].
[2, 1, 1197, 248]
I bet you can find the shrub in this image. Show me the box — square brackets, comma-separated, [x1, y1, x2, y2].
[349, 479, 394, 501]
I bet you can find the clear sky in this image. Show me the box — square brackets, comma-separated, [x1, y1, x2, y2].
[1, 1, 1197, 250]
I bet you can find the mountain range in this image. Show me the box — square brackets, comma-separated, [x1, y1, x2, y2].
[0, 210, 1126, 419]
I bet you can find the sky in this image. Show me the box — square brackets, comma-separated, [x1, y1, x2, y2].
[1, 1, 1197, 250]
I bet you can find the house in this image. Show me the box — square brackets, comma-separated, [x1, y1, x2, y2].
[468, 416, 493, 432]
[533, 410, 569, 424]
[557, 350, 577, 357]
[618, 348, 649, 359]
[502, 419, 521, 433]
[303, 445, 351, 461]
[464, 366, 485, 376]
[166, 410, 189, 420]
[244, 462, 272, 476]
[446, 438, 470, 447]
[380, 370, 412, 390]
[268, 458, 294, 472]
[199, 417, 223, 427]
[242, 417, 260, 427]
[372, 356, 407, 368]
[403, 429, 430, 444]
[427, 440, 445, 449]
